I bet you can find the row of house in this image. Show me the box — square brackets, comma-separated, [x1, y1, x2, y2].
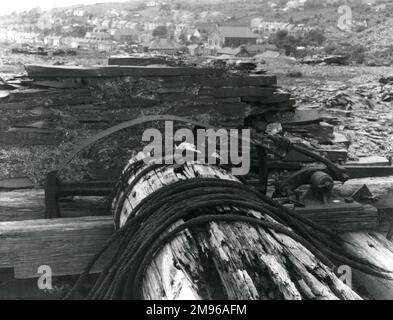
[1, 22, 285, 57]
[44, 35, 115, 52]
[0, 28, 116, 52]
[0, 29, 42, 45]
[251, 18, 316, 36]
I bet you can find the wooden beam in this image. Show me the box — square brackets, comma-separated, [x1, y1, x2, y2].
[0, 216, 114, 279]
[0, 188, 382, 230]
[296, 203, 378, 233]
[0, 189, 108, 221]
[345, 166, 393, 179]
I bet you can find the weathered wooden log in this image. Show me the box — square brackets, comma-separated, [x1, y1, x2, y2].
[335, 176, 393, 197]
[108, 154, 360, 300]
[342, 232, 393, 299]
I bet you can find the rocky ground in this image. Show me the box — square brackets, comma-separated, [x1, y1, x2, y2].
[264, 57, 393, 162]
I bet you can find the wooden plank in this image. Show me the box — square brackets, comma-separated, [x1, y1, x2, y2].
[345, 166, 393, 179]
[0, 217, 114, 278]
[1, 188, 381, 231]
[296, 204, 378, 233]
[198, 87, 275, 97]
[0, 189, 44, 221]
[0, 177, 35, 190]
[0, 189, 109, 221]
[347, 156, 391, 166]
[25, 65, 223, 78]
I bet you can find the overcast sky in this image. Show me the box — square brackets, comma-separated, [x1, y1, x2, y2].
[0, 0, 131, 15]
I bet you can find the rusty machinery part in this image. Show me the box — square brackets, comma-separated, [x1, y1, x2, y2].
[65, 169, 393, 300]
[277, 168, 321, 196]
[277, 168, 335, 197]
[310, 171, 334, 192]
[261, 134, 349, 183]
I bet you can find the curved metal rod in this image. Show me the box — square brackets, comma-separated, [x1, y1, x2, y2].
[57, 115, 223, 173]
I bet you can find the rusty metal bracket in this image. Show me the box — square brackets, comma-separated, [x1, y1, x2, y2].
[44, 171, 60, 219]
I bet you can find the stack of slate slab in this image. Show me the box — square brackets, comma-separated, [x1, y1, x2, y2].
[0, 62, 349, 165]
[20, 64, 296, 130]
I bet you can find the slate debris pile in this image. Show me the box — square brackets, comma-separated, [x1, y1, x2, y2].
[252, 108, 349, 164]
[324, 91, 376, 110]
[301, 55, 349, 66]
[287, 73, 393, 161]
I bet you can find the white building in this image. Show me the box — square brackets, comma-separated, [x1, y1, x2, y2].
[44, 36, 62, 48]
